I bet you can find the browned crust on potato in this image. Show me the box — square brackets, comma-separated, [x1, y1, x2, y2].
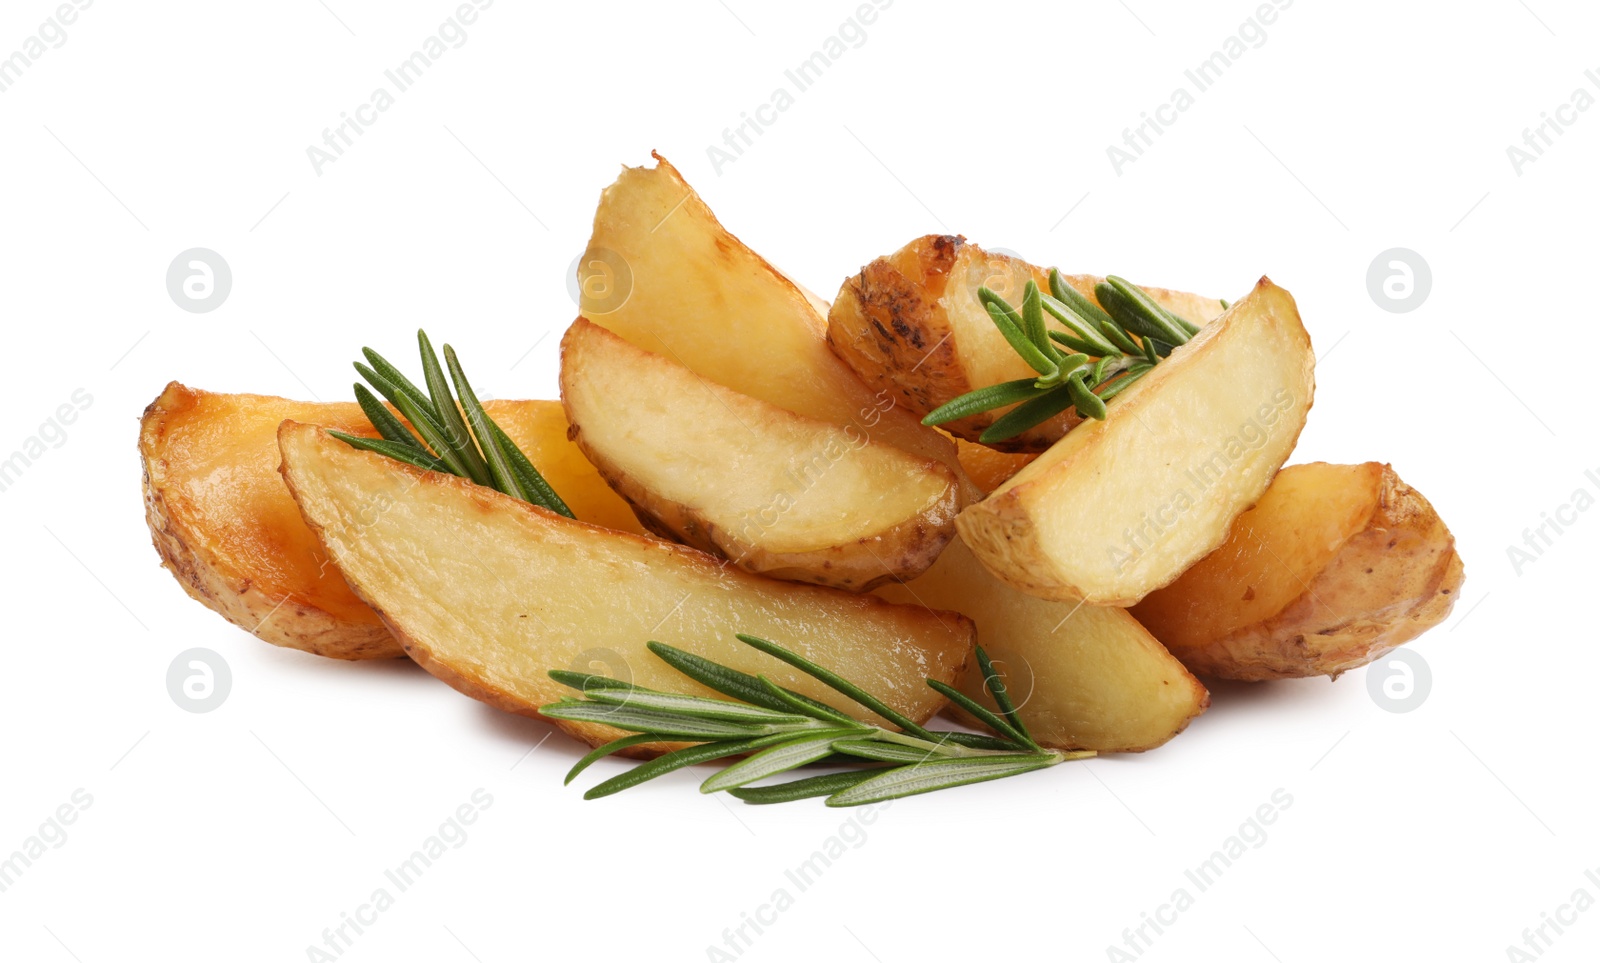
[139, 383, 401, 660]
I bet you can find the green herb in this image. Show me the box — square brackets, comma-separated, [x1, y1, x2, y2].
[329, 330, 574, 518]
[922, 270, 1198, 444]
[541, 634, 1090, 807]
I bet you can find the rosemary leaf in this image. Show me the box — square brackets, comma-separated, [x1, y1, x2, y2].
[576, 687, 819, 727]
[974, 646, 1033, 745]
[547, 670, 646, 694]
[926, 679, 1035, 749]
[1020, 280, 1054, 357]
[927, 731, 1024, 753]
[565, 734, 660, 785]
[444, 344, 529, 502]
[357, 366, 473, 478]
[1065, 372, 1108, 421]
[754, 675, 862, 727]
[978, 383, 1079, 444]
[354, 384, 427, 452]
[1048, 269, 1118, 330]
[489, 420, 574, 518]
[538, 703, 778, 740]
[728, 770, 881, 805]
[1047, 330, 1108, 356]
[700, 730, 860, 793]
[921, 378, 1049, 427]
[582, 735, 794, 800]
[360, 348, 436, 416]
[983, 300, 1059, 377]
[825, 755, 1061, 807]
[325, 432, 450, 474]
[830, 738, 944, 764]
[735, 634, 935, 740]
[647, 642, 847, 720]
[416, 331, 492, 486]
[1040, 294, 1120, 357]
[1099, 277, 1191, 346]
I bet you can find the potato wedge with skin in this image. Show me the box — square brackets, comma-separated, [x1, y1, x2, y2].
[277, 421, 973, 748]
[957, 277, 1315, 606]
[876, 539, 1208, 752]
[579, 154, 971, 493]
[827, 235, 1226, 452]
[139, 384, 643, 660]
[1132, 463, 1464, 680]
[561, 319, 958, 590]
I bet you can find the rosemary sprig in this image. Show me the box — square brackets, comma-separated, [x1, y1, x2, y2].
[922, 270, 1196, 444]
[329, 330, 575, 518]
[540, 635, 1091, 807]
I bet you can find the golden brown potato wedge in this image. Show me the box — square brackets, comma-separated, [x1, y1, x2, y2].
[957, 277, 1315, 606]
[578, 154, 973, 495]
[561, 319, 958, 590]
[951, 434, 1036, 495]
[1131, 462, 1463, 680]
[876, 539, 1208, 752]
[277, 421, 973, 747]
[139, 384, 643, 660]
[827, 235, 1226, 452]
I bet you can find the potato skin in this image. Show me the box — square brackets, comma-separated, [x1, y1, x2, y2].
[827, 235, 1225, 452]
[1132, 463, 1464, 680]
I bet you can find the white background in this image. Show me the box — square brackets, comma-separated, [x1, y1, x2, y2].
[2, 1, 1595, 960]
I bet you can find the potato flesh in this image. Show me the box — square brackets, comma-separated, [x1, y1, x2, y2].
[957, 278, 1315, 605]
[561, 319, 957, 588]
[876, 539, 1208, 752]
[139, 384, 643, 660]
[1132, 463, 1382, 647]
[580, 155, 965, 478]
[277, 422, 972, 747]
[1133, 462, 1463, 680]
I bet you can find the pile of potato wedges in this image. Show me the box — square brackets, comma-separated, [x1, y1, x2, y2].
[139, 153, 1462, 756]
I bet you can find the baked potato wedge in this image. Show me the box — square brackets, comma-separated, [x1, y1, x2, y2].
[956, 277, 1315, 606]
[827, 235, 1226, 452]
[1131, 462, 1463, 680]
[277, 421, 973, 747]
[139, 384, 643, 660]
[876, 539, 1208, 752]
[579, 154, 972, 493]
[561, 319, 958, 590]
